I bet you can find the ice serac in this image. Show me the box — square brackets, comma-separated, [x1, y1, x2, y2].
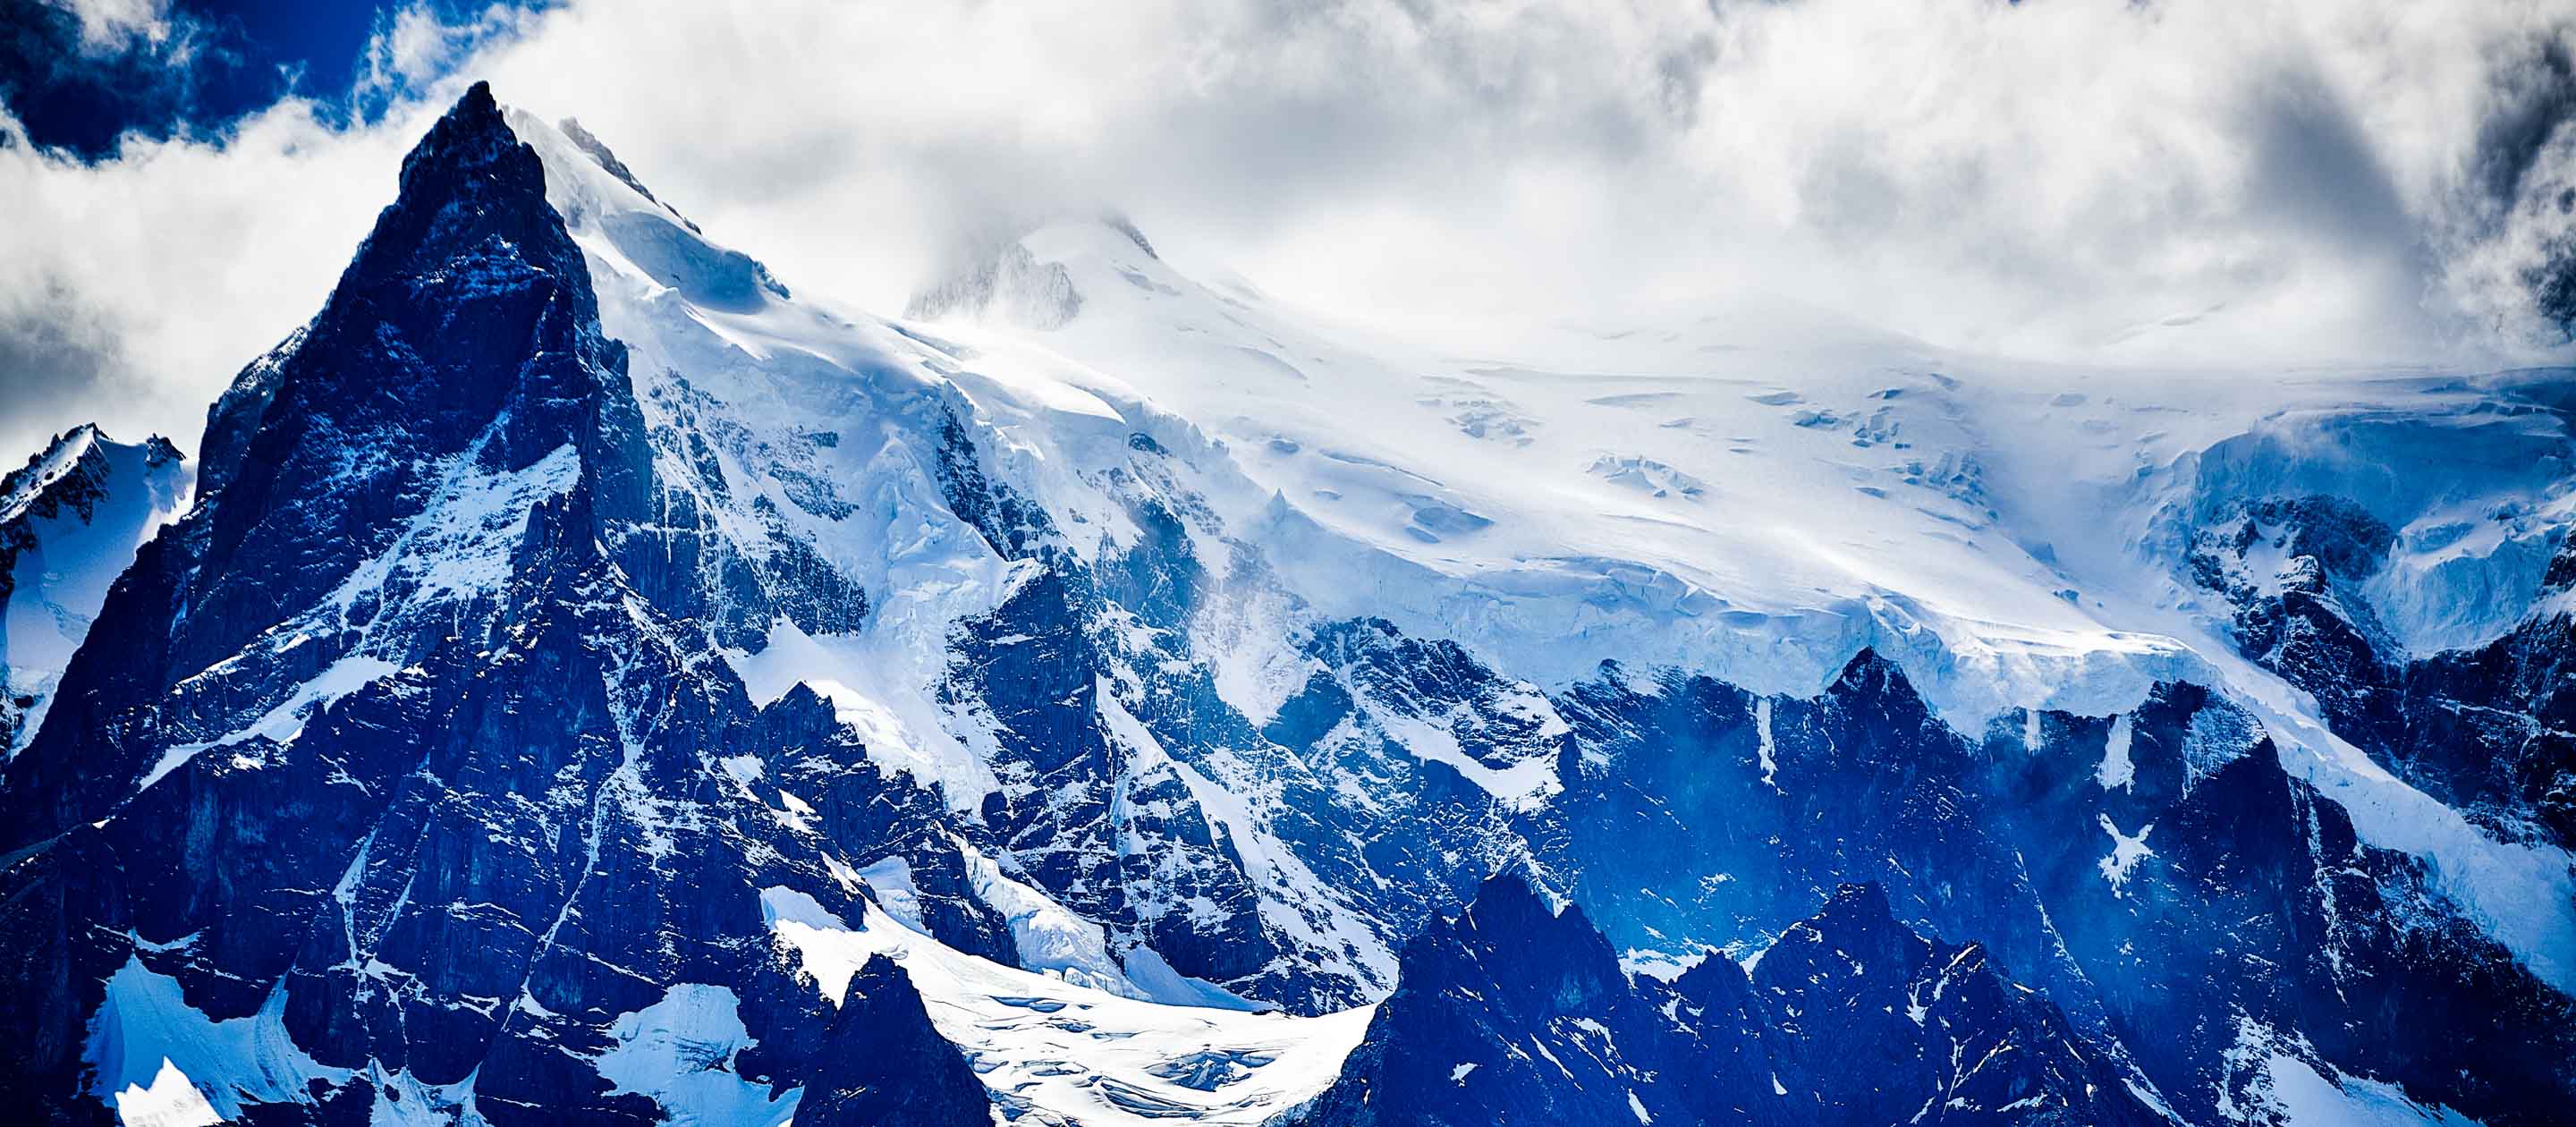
[0, 424, 189, 758]
[1299, 875, 2156, 1127]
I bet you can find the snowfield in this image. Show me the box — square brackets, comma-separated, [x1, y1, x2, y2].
[764, 887, 1375, 1127]
[906, 213, 2576, 995]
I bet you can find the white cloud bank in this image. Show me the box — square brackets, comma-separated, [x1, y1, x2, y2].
[54, 0, 182, 53]
[3, 0, 2573, 457]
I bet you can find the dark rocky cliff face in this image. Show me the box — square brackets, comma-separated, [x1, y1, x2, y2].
[792, 955, 991, 1127]
[1301, 876, 2159, 1127]
[1548, 657, 2576, 1127]
[2185, 488, 2576, 848]
[0, 84, 988, 1124]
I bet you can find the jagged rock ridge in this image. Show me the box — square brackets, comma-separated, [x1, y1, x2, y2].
[1300, 875, 2161, 1127]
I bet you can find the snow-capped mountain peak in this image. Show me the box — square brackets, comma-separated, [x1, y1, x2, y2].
[0, 423, 189, 758]
[3, 82, 2571, 1127]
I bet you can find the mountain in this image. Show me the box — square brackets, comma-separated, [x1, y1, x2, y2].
[1298, 876, 2158, 1127]
[0, 81, 2569, 1126]
[1296, 873, 1758, 1127]
[0, 81, 990, 1125]
[0, 424, 188, 759]
[2181, 473, 2576, 848]
[780, 953, 990, 1127]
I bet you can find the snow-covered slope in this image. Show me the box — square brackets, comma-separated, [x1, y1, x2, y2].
[911, 216, 2576, 994]
[764, 886, 1372, 1127]
[916, 217, 2189, 721]
[2, 83, 2569, 1127]
[924, 216, 2576, 731]
[0, 424, 189, 758]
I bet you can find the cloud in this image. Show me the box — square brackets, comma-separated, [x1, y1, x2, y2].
[3, 0, 2574, 459]
[0, 279, 137, 443]
[1, 0, 232, 158]
[449, 0, 2576, 362]
[0, 93, 436, 457]
[50, 0, 179, 53]
[351, 3, 538, 119]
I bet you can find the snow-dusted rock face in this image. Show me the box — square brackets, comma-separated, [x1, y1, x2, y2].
[1301, 876, 2160, 1127]
[0, 424, 189, 758]
[1, 83, 2572, 1127]
[2167, 399, 2576, 847]
[1298, 874, 1724, 1127]
[1546, 657, 2576, 1126]
[0, 83, 986, 1124]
